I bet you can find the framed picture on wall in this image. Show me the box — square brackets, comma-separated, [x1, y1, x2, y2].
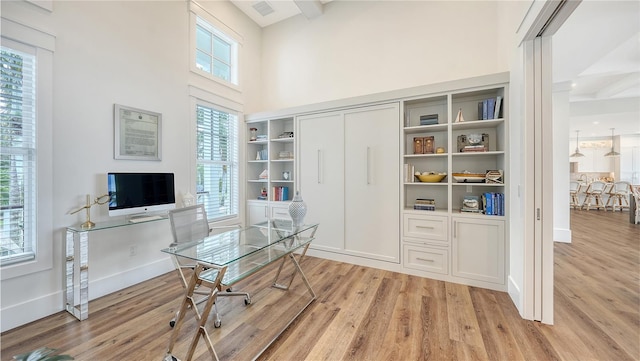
[114, 104, 162, 161]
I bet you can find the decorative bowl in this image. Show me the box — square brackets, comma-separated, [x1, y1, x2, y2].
[415, 173, 447, 183]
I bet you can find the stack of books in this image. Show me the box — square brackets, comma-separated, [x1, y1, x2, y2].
[462, 144, 487, 153]
[414, 198, 435, 211]
[482, 192, 505, 216]
[272, 186, 289, 201]
[419, 114, 438, 126]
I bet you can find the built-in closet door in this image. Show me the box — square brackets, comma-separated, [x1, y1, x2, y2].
[344, 103, 400, 262]
[297, 112, 345, 252]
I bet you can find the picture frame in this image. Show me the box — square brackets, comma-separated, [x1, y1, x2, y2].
[114, 104, 162, 161]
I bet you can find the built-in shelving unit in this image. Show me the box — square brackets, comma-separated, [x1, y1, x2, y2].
[246, 117, 295, 225]
[401, 82, 509, 291]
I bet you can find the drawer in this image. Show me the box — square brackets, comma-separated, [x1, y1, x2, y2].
[403, 214, 448, 241]
[403, 245, 448, 274]
[270, 204, 291, 220]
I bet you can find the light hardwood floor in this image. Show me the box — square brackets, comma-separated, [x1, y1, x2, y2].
[1, 209, 638, 360]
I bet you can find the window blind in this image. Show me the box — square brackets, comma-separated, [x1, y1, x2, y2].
[196, 104, 238, 221]
[0, 46, 37, 266]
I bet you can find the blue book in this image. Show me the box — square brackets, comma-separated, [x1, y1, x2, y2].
[282, 187, 289, 201]
[487, 98, 495, 119]
[483, 192, 493, 215]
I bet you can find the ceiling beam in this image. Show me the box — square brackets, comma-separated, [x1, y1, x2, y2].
[595, 73, 640, 99]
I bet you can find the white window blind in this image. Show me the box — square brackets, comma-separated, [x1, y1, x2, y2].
[0, 46, 37, 266]
[196, 104, 238, 221]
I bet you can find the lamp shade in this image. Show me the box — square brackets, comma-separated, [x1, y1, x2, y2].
[570, 130, 584, 157]
[604, 128, 620, 157]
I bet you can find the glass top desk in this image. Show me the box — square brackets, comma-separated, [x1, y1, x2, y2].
[162, 220, 319, 361]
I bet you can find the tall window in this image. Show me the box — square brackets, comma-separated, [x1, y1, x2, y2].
[195, 16, 238, 85]
[196, 104, 238, 221]
[0, 46, 37, 266]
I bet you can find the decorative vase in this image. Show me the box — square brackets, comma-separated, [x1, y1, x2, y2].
[288, 191, 307, 227]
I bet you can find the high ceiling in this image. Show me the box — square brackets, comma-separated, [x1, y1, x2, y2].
[230, 1, 640, 138]
[553, 0, 640, 138]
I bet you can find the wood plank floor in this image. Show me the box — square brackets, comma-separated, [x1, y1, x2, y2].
[1, 209, 638, 360]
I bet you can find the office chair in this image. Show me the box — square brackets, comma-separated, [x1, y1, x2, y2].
[168, 204, 249, 328]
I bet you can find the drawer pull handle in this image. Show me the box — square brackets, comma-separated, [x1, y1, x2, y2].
[416, 257, 434, 262]
[416, 225, 434, 229]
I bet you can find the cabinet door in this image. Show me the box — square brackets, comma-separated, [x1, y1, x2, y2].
[247, 201, 268, 225]
[452, 217, 505, 284]
[297, 112, 345, 251]
[344, 103, 400, 262]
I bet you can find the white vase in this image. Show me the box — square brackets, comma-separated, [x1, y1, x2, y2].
[288, 191, 307, 227]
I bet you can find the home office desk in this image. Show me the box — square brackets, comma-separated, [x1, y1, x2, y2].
[162, 220, 319, 361]
[64, 216, 168, 321]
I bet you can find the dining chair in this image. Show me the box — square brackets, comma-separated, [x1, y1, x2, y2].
[168, 204, 249, 328]
[581, 181, 607, 211]
[569, 181, 582, 209]
[606, 181, 631, 212]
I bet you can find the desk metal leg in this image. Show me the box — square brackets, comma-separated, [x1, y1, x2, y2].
[64, 229, 89, 321]
[272, 243, 315, 299]
[166, 263, 226, 361]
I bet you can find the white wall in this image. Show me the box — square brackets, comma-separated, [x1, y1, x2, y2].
[260, 1, 506, 110]
[0, 0, 261, 332]
[553, 87, 571, 243]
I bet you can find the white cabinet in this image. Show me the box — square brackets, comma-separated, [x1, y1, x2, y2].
[297, 112, 345, 252]
[247, 200, 268, 225]
[452, 216, 505, 285]
[344, 104, 400, 262]
[298, 103, 400, 263]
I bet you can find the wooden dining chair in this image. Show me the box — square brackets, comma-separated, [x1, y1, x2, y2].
[606, 181, 631, 212]
[581, 181, 607, 211]
[569, 181, 582, 209]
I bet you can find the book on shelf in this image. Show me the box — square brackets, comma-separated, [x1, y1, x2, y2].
[481, 192, 504, 216]
[487, 98, 495, 120]
[419, 114, 438, 126]
[414, 198, 435, 211]
[272, 186, 289, 201]
[477, 96, 503, 120]
[494, 96, 503, 119]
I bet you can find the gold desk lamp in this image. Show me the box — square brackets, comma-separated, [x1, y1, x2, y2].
[69, 194, 110, 229]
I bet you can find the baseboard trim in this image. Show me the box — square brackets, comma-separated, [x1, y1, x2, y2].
[508, 275, 524, 318]
[1, 258, 174, 333]
[554, 227, 571, 243]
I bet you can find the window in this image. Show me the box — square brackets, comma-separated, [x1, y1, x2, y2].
[195, 16, 238, 85]
[196, 104, 239, 221]
[0, 45, 37, 266]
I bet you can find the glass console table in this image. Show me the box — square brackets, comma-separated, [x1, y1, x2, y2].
[64, 216, 168, 321]
[162, 220, 319, 361]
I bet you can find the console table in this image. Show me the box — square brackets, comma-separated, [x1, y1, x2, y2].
[64, 216, 167, 321]
[162, 220, 319, 361]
